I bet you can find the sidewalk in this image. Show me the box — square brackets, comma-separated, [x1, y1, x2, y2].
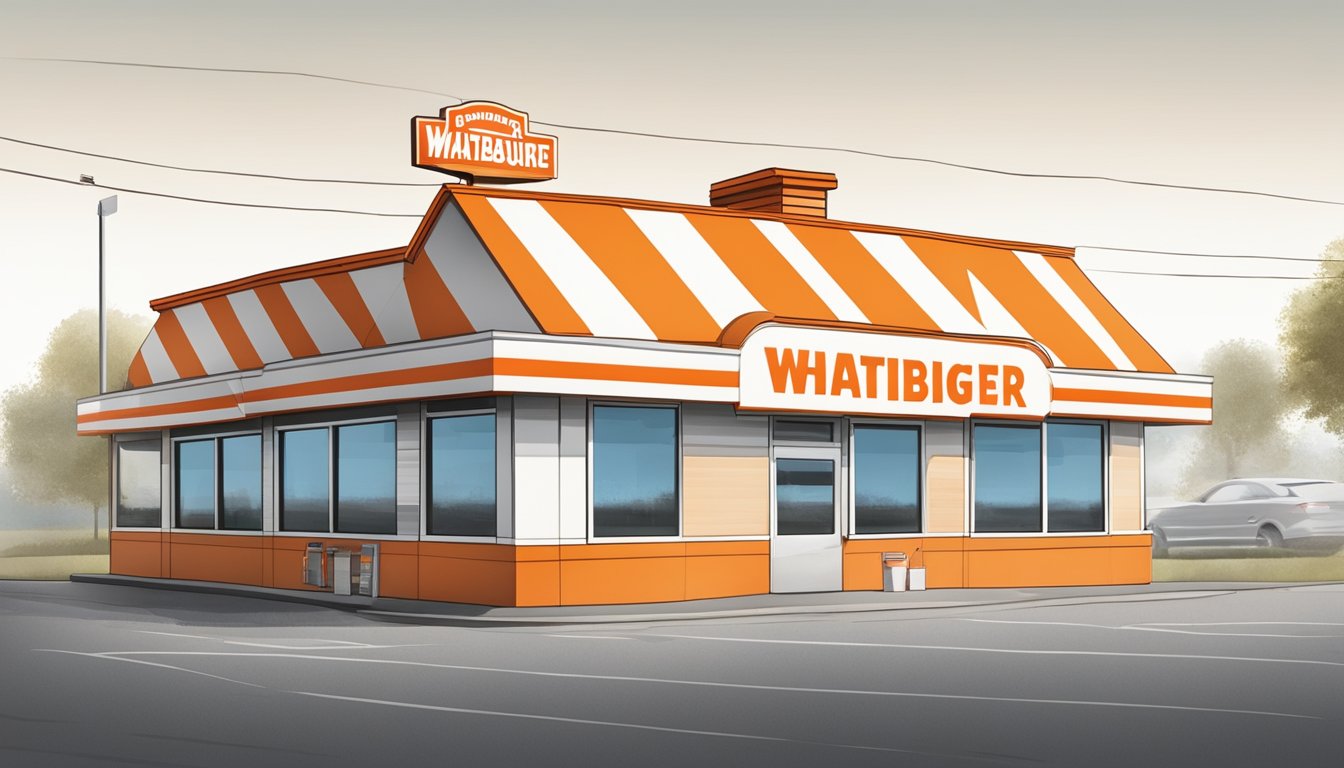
[69, 572, 1320, 626]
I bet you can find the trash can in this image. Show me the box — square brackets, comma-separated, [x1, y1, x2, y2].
[907, 567, 927, 591]
[882, 552, 908, 592]
[303, 542, 326, 587]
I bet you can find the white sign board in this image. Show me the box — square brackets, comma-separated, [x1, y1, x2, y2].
[738, 325, 1051, 419]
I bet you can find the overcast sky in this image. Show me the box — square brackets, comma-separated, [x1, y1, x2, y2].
[1, 0, 1342, 402]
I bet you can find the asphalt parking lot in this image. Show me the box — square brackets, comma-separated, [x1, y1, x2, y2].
[0, 580, 1340, 767]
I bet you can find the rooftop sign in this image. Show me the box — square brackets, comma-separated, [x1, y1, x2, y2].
[739, 325, 1051, 419]
[412, 101, 558, 184]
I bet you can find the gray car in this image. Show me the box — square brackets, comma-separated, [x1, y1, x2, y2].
[1147, 478, 1344, 555]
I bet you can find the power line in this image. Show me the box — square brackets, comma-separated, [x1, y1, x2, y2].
[1089, 268, 1340, 280]
[0, 135, 443, 187]
[0, 166, 423, 218]
[1077, 245, 1344, 265]
[9, 55, 1343, 208]
[4, 162, 1340, 279]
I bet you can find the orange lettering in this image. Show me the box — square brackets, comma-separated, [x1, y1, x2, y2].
[903, 359, 928, 402]
[949, 364, 973, 405]
[860, 356, 884, 399]
[766, 347, 827, 395]
[931, 361, 944, 403]
[831, 353, 860, 397]
[886, 357, 901, 400]
[1003, 365, 1025, 407]
[978, 364, 999, 405]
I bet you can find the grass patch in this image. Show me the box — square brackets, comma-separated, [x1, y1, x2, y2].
[0, 554, 108, 580]
[0, 529, 108, 557]
[1154, 549, 1344, 582]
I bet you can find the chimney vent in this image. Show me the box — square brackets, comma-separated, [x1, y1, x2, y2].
[709, 168, 838, 218]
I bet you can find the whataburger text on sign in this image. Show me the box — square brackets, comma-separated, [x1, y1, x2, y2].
[738, 325, 1051, 419]
[412, 101, 558, 184]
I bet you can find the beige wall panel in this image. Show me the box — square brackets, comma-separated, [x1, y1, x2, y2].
[683, 456, 769, 537]
[1110, 422, 1144, 532]
[926, 455, 966, 533]
[925, 421, 965, 534]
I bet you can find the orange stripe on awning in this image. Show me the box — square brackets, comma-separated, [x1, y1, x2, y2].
[903, 237, 1114, 369]
[79, 358, 738, 425]
[403, 255, 474, 340]
[1053, 387, 1210, 409]
[540, 201, 721, 342]
[455, 196, 589, 335]
[127, 350, 152, 388]
[253, 284, 320, 359]
[686, 213, 836, 321]
[153, 312, 206, 379]
[314, 272, 386, 347]
[201, 296, 262, 371]
[1048, 259, 1175, 374]
[786, 225, 939, 330]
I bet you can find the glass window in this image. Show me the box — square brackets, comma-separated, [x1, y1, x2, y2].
[281, 428, 330, 532]
[221, 435, 262, 531]
[973, 424, 1041, 533]
[334, 422, 396, 535]
[427, 414, 497, 537]
[1047, 423, 1104, 532]
[773, 420, 834, 443]
[853, 425, 921, 534]
[775, 458, 835, 535]
[175, 439, 216, 529]
[116, 439, 161, 528]
[593, 406, 678, 537]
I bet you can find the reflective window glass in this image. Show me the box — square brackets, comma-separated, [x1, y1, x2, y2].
[1047, 423, 1104, 532]
[773, 420, 834, 443]
[854, 425, 921, 534]
[221, 435, 262, 531]
[593, 406, 678, 537]
[175, 439, 215, 529]
[117, 439, 161, 528]
[973, 425, 1042, 533]
[281, 428, 330, 532]
[776, 458, 835, 535]
[427, 414, 496, 537]
[335, 422, 396, 535]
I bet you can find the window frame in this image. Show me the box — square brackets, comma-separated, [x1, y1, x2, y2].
[169, 427, 264, 534]
[420, 406, 499, 542]
[969, 418, 1111, 537]
[276, 415, 397, 537]
[113, 434, 164, 530]
[846, 419, 926, 539]
[586, 400, 683, 543]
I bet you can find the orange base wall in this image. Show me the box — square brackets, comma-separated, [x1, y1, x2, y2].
[842, 534, 1152, 590]
[109, 532, 1150, 607]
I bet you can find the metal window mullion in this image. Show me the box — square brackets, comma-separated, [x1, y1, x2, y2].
[214, 437, 223, 531]
[328, 425, 336, 535]
[1041, 423, 1048, 534]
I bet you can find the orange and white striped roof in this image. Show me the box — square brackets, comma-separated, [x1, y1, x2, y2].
[126, 184, 1173, 390]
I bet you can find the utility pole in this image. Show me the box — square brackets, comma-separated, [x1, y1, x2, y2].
[97, 195, 117, 394]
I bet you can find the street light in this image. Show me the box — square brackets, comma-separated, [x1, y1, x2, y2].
[97, 195, 117, 394]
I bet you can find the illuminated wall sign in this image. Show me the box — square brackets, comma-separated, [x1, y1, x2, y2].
[412, 101, 558, 184]
[739, 325, 1051, 419]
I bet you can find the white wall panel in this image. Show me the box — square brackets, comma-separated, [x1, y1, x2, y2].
[558, 397, 588, 541]
[512, 396, 560, 541]
[396, 403, 421, 536]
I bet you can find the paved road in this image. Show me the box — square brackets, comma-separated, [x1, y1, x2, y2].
[0, 581, 1340, 767]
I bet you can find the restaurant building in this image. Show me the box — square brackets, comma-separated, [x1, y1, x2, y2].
[76, 111, 1212, 606]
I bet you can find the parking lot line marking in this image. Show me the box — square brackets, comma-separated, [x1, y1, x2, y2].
[641, 633, 1344, 671]
[39, 650, 265, 688]
[1137, 622, 1344, 628]
[288, 691, 953, 758]
[133, 630, 421, 650]
[959, 619, 1338, 638]
[48, 649, 1320, 720]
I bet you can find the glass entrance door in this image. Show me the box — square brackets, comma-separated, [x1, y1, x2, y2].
[771, 446, 842, 593]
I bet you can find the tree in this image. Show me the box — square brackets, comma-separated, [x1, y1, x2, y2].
[1281, 238, 1344, 436]
[1179, 339, 1288, 495]
[1, 309, 152, 539]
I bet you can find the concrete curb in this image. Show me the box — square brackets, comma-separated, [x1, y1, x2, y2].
[68, 573, 1339, 627]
